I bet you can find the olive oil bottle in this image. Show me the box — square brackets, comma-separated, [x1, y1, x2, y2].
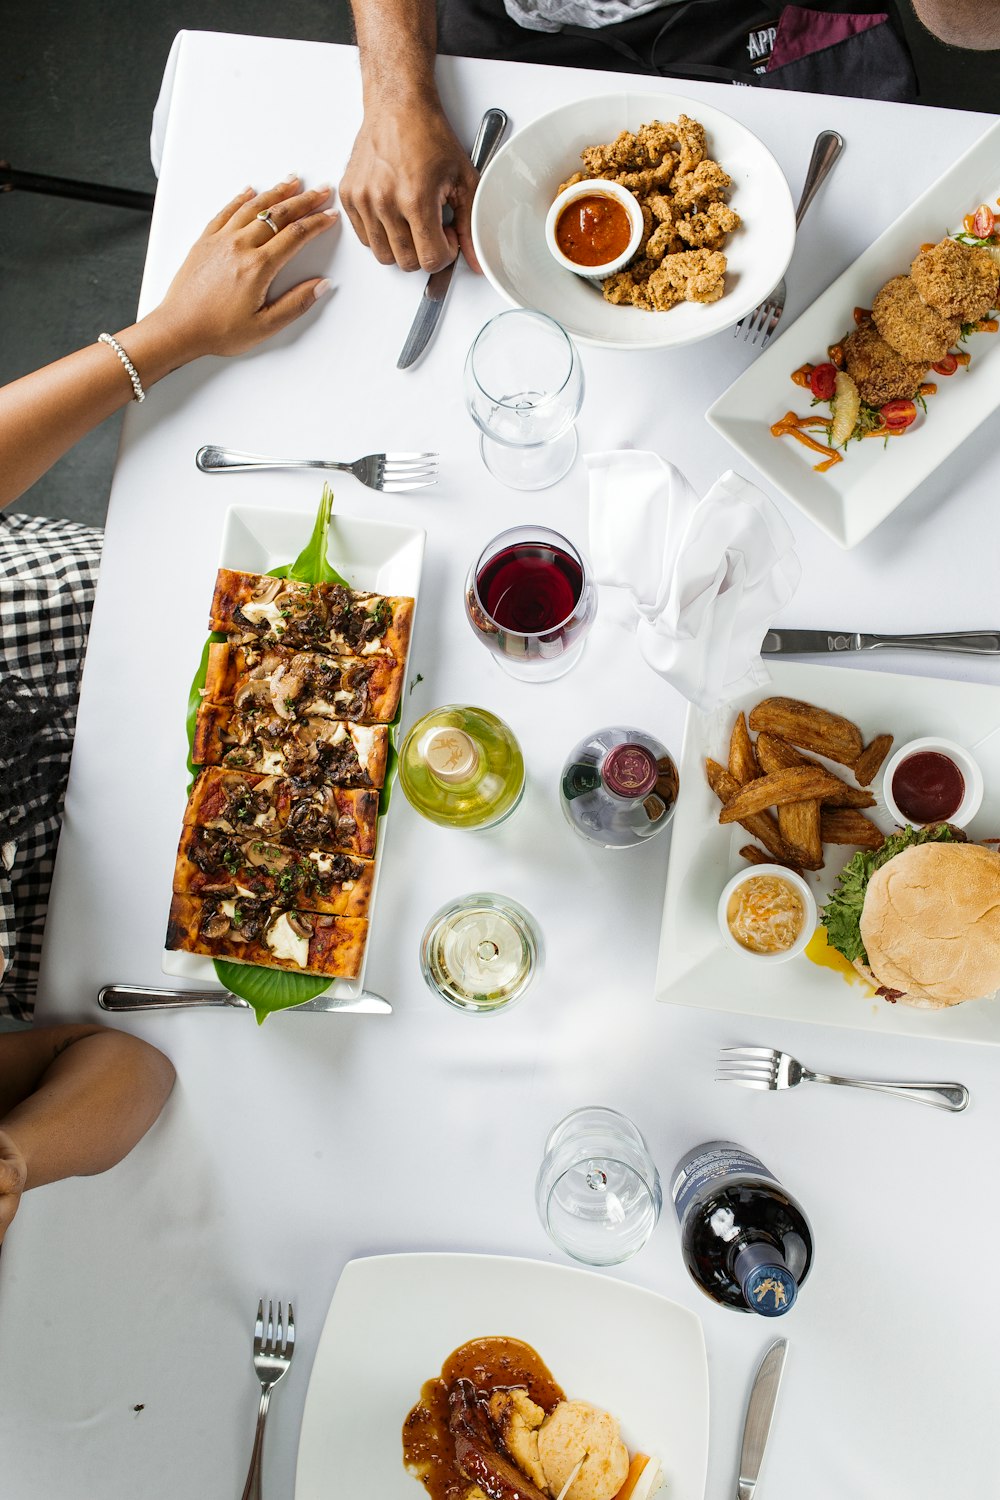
[398, 706, 525, 830]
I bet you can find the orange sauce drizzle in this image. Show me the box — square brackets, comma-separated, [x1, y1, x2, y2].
[791, 364, 813, 389]
[853, 307, 872, 325]
[919, 382, 937, 396]
[827, 341, 846, 368]
[769, 413, 842, 469]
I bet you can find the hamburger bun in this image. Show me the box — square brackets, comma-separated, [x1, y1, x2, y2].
[860, 841, 1000, 1007]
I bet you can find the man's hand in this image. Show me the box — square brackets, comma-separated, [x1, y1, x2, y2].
[0, 1130, 27, 1245]
[340, 105, 480, 274]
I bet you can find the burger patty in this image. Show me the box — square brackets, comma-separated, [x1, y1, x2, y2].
[910, 237, 1000, 323]
[871, 275, 961, 365]
[842, 323, 926, 408]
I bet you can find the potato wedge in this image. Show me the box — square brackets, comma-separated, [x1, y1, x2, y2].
[718, 766, 848, 824]
[777, 798, 823, 870]
[728, 712, 760, 785]
[756, 732, 874, 807]
[852, 733, 893, 788]
[705, 760, 798, 863]
[739, 844, 803, 875]
[748, 698, 863, 766]
[820, 809, 885, 850]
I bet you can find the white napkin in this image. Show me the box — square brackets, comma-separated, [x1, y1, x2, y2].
[587, 451, 800, 712]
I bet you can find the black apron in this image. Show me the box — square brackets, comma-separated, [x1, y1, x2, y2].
[437, 0, 917, 102]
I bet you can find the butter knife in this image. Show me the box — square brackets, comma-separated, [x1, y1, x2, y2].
[737, 1337, 787, 1500]
[98, 983, 391, 1015]
[397, 107, 509, 369]
[762, 629, 1000, 656]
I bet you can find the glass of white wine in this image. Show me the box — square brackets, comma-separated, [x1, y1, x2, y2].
[420, 893, 540, 1014]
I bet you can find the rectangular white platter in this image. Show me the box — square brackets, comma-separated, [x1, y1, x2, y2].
[707, 120, 1000, 549]
[656, 660, 1000, 1044]
[161, 503, 425, 1000]
[294, 1253, 709, 1500]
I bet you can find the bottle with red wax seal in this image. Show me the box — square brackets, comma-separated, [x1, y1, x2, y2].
[559, 726, 679, 848]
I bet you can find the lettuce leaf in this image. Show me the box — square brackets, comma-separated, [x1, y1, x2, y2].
[821, 823, 957, 965]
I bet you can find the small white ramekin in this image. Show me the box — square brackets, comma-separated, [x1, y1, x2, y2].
[544, 178, 644, 281]
[717, 864, 817, 966]
[882, 736, 983, 830]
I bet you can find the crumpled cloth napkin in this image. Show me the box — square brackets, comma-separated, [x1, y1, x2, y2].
[587, 451, 800, 713]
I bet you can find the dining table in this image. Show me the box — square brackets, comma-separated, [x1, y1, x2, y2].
[2, 28, 998, 1500]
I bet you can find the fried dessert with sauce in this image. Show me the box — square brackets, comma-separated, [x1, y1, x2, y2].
[403, 1337, 661, 1500]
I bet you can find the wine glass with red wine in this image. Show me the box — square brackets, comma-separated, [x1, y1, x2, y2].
[465, 525, 597, 682]
[464, 310, 584, 490]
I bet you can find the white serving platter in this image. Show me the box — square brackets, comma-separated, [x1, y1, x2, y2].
[162, 503, 425, 999]
[473, 89, 794, 350]
[707, 120, 1000, 549]
[656, 660, 1000, 1044]
[294, 1253, 709, 1500]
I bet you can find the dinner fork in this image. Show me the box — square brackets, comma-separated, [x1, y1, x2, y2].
[240, 1299, 295, 1500]
[717, 1046, 969, 1112]
[735, 130, 844, 348]
[196, 444, 438, 492]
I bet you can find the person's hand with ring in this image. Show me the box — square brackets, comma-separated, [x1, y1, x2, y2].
[151, 174, 340, 359]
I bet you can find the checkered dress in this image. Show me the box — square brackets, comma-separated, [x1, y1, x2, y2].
[0, 513, 102, 1020]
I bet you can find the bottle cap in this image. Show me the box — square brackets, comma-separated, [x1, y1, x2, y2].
[741, 1262, 797, 1317]
[424, 727, 480, 784]
[602, 743, 658, 799]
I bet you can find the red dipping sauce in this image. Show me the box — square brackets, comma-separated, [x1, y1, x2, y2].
[555, 193, 633, 268]
[891, 751, 965, 823]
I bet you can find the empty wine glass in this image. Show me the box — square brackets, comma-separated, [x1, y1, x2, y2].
[464, 310, 584, 490]
[536, 1107, 662, 1266]
[464, 524, 597, 682]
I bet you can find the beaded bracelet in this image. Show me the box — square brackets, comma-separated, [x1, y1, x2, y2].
[98, 332, 146, 403]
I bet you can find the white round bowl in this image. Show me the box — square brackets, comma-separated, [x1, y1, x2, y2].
[882, 736, 984, 830]
[544, 178, 644, 280]
[472, 90, 795, 351]
[717, 864, 817, 965]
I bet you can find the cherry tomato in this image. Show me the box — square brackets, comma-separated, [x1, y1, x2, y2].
[808, 362, 838, 401]
[973, 203, 996, 239]
[932, 354, 958, 376]
[880, 399, 917, 430]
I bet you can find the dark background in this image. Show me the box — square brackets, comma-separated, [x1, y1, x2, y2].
[1, 1, 995, 528]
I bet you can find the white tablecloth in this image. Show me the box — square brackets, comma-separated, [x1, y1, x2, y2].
[2, 31, 997, 1500]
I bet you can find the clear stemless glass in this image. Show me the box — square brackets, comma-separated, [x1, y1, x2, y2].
[535, 1107, 662, 1266]
[465, 524, 597, 682]
[420, 892, 540, 1014]
[464, 309, 584, 490]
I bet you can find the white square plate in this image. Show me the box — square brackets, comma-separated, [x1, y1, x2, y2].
[162, 504, 425, 998]
[294, 1253, 709, 1500]
[706, 121, 1000, 548]
[656, 660, 1000, 1044]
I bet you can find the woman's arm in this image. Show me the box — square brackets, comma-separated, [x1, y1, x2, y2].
[0, 176, 338, 511]
[0, 1023, 175, 1243]
[339, 0, 480, 274]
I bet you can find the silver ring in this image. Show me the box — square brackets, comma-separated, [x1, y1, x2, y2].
[256, 209, 279, 236]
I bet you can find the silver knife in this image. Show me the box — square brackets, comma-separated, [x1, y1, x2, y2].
[397, 107, 509, 369]
[737, 1337, 787, 1500]
[98, 983, 391, 1015]
[762, 629, 1000, 656]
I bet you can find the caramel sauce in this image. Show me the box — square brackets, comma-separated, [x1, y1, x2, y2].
[556, 194, 632, 267]
[402, 1337, 564, 1500]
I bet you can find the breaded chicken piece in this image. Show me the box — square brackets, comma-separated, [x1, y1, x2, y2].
[645, 192, 677, 225]
[538, 1402, 629, 1500]
[910, 237, 1000, 322]
[678, 201, 741, 250]
[670, 159, 732, 210]
[556, 171, 586, 195]
[487, 1390, 548, 1491]
[843, 323, 926, 407]
[648, 249, 727, 306]
[871, 275, 961, 363]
